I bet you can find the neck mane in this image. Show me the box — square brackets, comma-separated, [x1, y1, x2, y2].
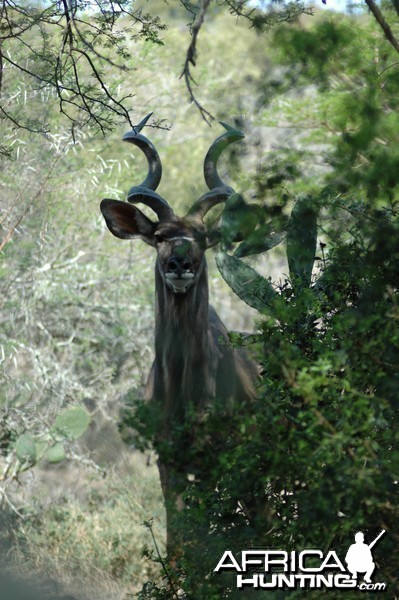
[154, 258, 211, 418]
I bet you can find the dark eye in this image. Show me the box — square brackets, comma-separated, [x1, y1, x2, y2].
[155, 233, 164, 243]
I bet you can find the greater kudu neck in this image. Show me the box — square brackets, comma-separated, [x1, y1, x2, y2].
[154, 258, 211, 413]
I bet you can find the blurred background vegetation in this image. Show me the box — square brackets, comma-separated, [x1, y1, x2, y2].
[1, 0, 398, 598]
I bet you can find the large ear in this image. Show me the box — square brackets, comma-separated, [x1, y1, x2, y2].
[100, 199, 157, 246]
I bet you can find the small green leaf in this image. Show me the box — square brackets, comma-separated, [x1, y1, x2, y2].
[286, 195, 318, 290]
[216, 252, 278, 313]
[15, 433, 37, 464]
[54, 406, 91, 440]
[45, 442, 66, 463]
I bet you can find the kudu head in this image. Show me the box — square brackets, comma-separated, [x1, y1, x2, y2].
[100, 114, 244, 294]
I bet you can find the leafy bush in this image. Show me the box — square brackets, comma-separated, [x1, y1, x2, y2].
[132, 9, 399, 599]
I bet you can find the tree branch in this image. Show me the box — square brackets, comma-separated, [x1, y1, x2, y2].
[0, 0, 167, 135]
[71, 46, 134, 128]
[180, 0, 214, 124]
[223, 0, 312, 30]
[364, 0, 399, 55]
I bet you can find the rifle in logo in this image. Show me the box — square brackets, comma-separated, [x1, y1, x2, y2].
[345, 530, 385, 583]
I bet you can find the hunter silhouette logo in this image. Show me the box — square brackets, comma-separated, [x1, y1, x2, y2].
[214, 529, 387, 591]
[345, 530, 385, 584]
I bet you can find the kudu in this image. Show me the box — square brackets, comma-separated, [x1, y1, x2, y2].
[100, 114, 257, 560]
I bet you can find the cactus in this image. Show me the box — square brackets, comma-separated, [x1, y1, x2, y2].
[217, 194, 319, 318]
[215, 252, 278, 314]
[13, 405, 91, 468]
[54, 405, 91, 440]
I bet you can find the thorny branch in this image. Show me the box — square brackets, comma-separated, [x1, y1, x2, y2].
[0, 0, 165, 136]
[180, 0, 214, 125]
[223, 0, 312, 29]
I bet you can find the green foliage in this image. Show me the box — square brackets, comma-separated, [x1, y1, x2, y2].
[273, 18, 357, 87]
[136, 196, 398, 598]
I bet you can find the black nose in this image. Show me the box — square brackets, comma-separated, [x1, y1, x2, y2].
[167, 256, 192, 274]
